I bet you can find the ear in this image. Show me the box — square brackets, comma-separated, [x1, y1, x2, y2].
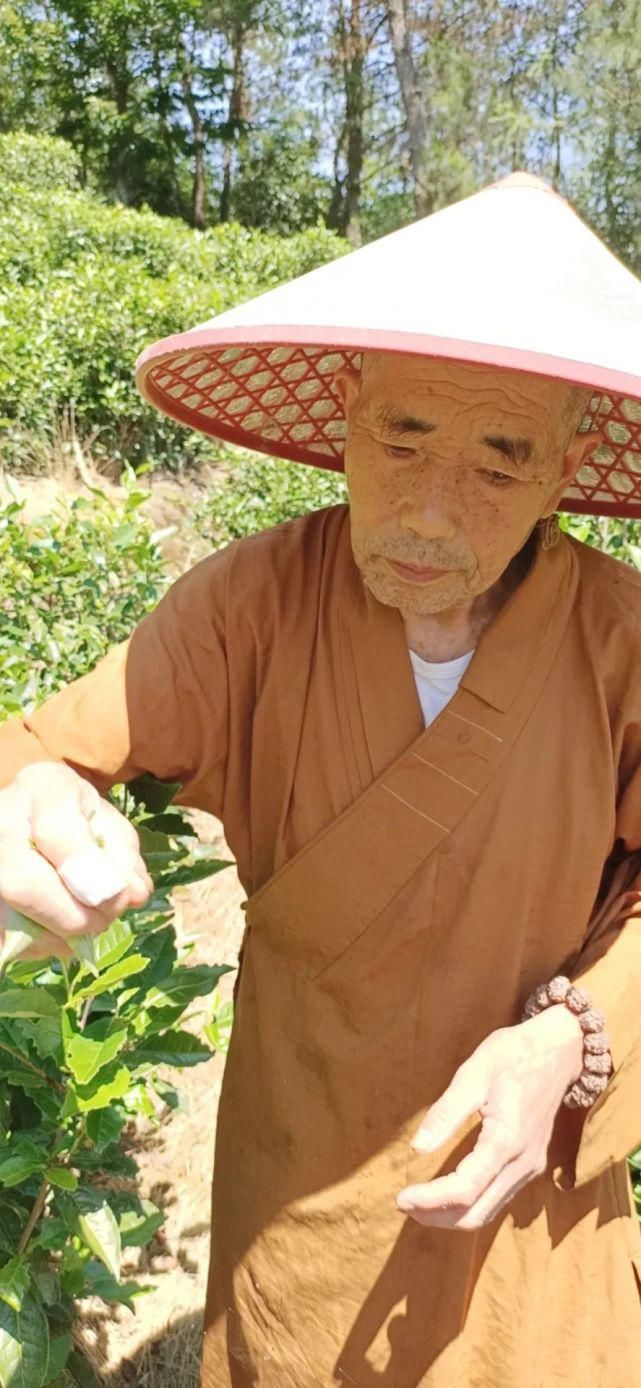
[332, 366, 361, 420]
[541, 426, 606, 517]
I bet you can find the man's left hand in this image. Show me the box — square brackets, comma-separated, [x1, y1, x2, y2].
[396, 1005, 584, 1230]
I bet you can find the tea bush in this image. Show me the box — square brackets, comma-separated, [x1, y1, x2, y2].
[0, 132, 345, 473]
[0, 484, 232, 1384]
[0, 771, 232, 1388]
[0, 473, 168, 716]
[194, 453, 348, 546]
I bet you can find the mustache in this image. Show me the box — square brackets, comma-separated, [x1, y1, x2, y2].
[369, 537, 476, 575]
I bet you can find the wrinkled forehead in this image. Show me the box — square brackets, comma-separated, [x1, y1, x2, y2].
[357, 351, 577, 438]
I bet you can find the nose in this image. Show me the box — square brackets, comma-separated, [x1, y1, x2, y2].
[399, 480, 457, 543]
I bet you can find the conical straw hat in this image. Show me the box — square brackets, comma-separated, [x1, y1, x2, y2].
[136, 172, 641, 518]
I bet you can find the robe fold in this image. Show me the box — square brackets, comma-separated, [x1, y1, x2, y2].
[1, 504, 641, 1385]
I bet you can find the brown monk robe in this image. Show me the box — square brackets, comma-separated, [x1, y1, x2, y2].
[1, 503, 641, 1386]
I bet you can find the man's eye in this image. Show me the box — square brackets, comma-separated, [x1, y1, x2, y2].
[479, 468, 516, 486]
[383, 443, 417, 460]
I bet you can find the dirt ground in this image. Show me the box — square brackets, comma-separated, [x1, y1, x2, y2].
[3, 461, 247, 1386]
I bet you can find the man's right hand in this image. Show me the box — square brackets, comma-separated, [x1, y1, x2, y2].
[0, 763, 153, 961]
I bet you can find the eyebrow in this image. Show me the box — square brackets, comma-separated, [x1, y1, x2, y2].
[481, 434, 534, 465]
[375, 406, 437, 437]
[375, 407, 534, 466]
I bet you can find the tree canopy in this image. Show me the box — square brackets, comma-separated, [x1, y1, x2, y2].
[1, 0, 640, 265]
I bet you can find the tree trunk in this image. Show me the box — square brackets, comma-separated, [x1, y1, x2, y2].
[343, 0, 365, 245]
[327, 0, 365, 244]
[385, 0, 430, 217]
[220, 22, 247, 224]
[181, 63, 207, 229]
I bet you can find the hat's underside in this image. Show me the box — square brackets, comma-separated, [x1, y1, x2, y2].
[138, 329, 641, 520]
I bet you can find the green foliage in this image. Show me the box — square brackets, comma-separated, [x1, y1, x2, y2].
[0, 777, 233, 1386]
[0, 473, 167, 716]
[231, 132, 331, 234]
[560, 512, 641, 568]
[0, 133, 345, 472]
[194, 453, 347, 545]
[0, 132, 80, 192]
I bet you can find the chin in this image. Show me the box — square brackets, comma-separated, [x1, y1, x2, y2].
[361, 563, 466, 615]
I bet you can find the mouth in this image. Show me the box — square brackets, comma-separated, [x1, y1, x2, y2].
[386, 558, 450, 584]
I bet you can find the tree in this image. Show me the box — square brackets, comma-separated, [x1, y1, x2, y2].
[385, 0, 429, 216]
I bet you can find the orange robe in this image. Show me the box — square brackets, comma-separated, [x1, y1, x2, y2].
[2, 505, 641, 1386]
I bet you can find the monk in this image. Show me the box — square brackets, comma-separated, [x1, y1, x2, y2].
[2, 344, 641, 1385]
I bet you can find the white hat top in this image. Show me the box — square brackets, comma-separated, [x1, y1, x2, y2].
[136, 172, 641, 518]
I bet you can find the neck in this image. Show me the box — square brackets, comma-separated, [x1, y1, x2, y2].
[403, 538, 535, 663]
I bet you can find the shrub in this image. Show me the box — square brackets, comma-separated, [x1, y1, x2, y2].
[0, 132, 81, 192]
[0, 773, 232, 1388]
[194, 453, 348, 546]
[0, 486, 233, 1383]
[0, 473, 168, 716]
[0, 134, 346, 473]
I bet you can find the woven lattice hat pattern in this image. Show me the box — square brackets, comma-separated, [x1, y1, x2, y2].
[136, 172, 641, 518]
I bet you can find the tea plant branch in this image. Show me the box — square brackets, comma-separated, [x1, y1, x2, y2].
[17, 1177, 51, 1255]
[0, 1038, 65, 1093]
[18, 1121, 87, 1255]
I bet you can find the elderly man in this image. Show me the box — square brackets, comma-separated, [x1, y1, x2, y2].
[2, 173, 641, 1387]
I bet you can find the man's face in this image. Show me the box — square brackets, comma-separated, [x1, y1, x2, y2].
[334, 353, 593, 616]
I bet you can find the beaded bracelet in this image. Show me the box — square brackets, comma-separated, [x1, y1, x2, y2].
[521, 974, 614, 1109]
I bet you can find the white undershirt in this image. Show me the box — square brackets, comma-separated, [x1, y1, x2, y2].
[409, 648, 475, 728]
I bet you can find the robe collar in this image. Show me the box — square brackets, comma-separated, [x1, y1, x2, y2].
[343, 520, 576, 777]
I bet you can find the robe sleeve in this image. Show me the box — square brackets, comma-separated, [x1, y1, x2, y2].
[552, 720, 641, 1190]
[0, 548, 232, 817]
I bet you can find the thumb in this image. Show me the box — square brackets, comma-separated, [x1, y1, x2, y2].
[411, 1055, 488, 1154]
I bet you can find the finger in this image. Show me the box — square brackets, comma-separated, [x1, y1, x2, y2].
[88, 800, 153, 895]
[398, 1113, 518, 1216]
[451, 1157, 538, 1231]
[411, 1053, 490, 1154]
[28, 790, 151, 905]
[0, 844, 125, 941]
[397, 1156, 528, 1230]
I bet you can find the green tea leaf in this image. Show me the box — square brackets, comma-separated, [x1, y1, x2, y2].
[0, 1144, 45, 1188]
[155, 859, 232, 891]
[88, 919, 134, 972]
[0, 1259, 29, 1314]
[0, 990, 59, 1020]
[143, 812, 194, 835]
[115, 1198, 164, 1248]
[66, 1349, 100, 1387]
[61, 1064, 132, 1117]
[81, 1262, 149, 1311]
[72, 954, 148, 1002]
[128, 774, 183, 814]
[43, 1332, 71, 1385]
[0, 915, 44, 972]
[78, 1204, 121, 1280]
[145, 965, 232, 1011]
[62, 1014, 128, 1086]
[69, 936, 99, 979]
[0, 1290, 49, 1387]
[58, 1192, 121, 1279]
[130, 1030, 213, 1068]
[85, 1109, 125, 1152]
[45, 1167, 78, 1192]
